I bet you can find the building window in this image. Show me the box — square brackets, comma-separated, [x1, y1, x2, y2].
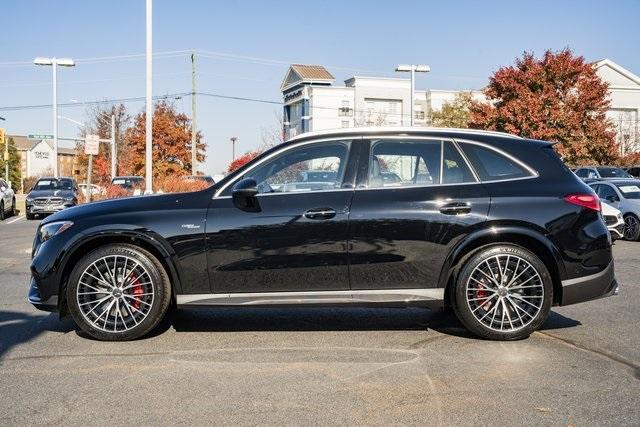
[414, 111, 425, 120]
[338, 100, 353, 117]
[341, 120, 350, 128]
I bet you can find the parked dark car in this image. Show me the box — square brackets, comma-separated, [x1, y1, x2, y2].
[25, 177, 78, 220]
[111, 176, 145, 195]
[28, 128, 618, 341]
[574, 166, 632, 182]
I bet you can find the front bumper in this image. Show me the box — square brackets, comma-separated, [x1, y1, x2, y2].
[28, 276, 58, 312]
[27, 203, 73, 214]
[561, 260, 619, 306]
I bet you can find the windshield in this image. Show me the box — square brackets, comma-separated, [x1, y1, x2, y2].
[33, 179, 73, 191]
[597, 167, 631, 178]
[615, 183, 640, 199]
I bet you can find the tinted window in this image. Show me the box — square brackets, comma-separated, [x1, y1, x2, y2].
[575, 169, 588, 178]
[597, 167, 631, 178]
[443, 142, 476, 184]
[598, 185, 619, 201]
[245, 141, 349, 194]
[368, 139, 441, 188]
[459, 143, 532, 181]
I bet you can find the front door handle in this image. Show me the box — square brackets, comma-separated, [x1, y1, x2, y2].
[439, 202, 471, 215]
[304, 207, 336, 220]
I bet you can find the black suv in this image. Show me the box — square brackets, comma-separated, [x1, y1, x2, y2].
[28, 128, 618, 341]
[25, 177, 78, 220]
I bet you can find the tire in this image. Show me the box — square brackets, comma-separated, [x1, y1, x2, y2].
[26, 213, 34, 220]
[66, 244, 171, 341]
[623, 214, 640, 241]
[0, 202, 4, 221]
[452, 245, 553, 341]
[10, 198, 16, 217]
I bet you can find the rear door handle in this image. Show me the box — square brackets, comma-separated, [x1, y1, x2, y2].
[304, 207, 336, 220]
[439, 202, 471, 215]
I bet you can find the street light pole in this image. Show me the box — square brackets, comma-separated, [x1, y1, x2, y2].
[1, 116, 7, 183]
[34, 57, 75, 177]
[395, 64, 430, 126]
[145, 0, 153, 192]
[110, 114, 116, 178]
[230, 137, 237, 162]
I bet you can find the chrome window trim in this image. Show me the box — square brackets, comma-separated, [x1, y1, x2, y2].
[452, 140, 480, 182]
[453, 138, 539, 180]
[214, 136, 356, 198]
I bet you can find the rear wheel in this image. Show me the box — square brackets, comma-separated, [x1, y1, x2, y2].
[66, 244, 171, 341]
[453, 245, 553, 340]
[623, 214, 640, 241]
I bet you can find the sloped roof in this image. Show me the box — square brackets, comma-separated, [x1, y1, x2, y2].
[7, 135, 76, 155]
[594, 59, 640, 87]
[281, 64, 334, 91]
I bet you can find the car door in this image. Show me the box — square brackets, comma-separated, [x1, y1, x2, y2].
[205, 138, 359, 294]
[0, 179, 10, 209]
[348, 137, 490, 290]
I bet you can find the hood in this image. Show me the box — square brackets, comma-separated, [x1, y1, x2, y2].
[27, 189, 76, 199]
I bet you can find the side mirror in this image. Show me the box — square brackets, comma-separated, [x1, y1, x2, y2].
[232, 178, 261, 212]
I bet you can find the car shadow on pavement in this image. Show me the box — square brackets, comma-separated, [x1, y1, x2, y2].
[169, 307, 581, 339]
[0, 310, 75, 359]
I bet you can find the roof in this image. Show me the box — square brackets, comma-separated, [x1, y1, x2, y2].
[281, 64, 335, 91]
[593, 59, 640, 86]
[7, 135, 77, 155]
[287, 126, 523, 143]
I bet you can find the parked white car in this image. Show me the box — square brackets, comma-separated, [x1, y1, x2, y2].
[601, 201, 624, 240]
[78, 183, 105, 197]
[0, 178, 17, 220]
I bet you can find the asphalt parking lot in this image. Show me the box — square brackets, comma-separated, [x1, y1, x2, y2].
[1, 217, 639, 425]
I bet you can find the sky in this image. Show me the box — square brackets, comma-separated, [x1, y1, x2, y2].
[1, 0, 639, 174]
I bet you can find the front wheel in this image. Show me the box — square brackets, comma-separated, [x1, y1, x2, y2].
[0, 202, 4, 221]
[623, 214, 640, 241]
[453, 245, 553, 341]
[66, 244, 171, 341]
[10, 198, 16, 216]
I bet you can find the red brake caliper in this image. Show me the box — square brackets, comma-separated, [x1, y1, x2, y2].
[476, 283, 491, 310]
[130, 275, 144, 310]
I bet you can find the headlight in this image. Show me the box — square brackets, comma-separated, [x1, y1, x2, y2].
[26, 197, 33, 202]
[64, 196, 75, 202]
[39, 221, 74, 243]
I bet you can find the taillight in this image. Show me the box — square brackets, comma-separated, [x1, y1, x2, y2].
[564, 193, 601, 212]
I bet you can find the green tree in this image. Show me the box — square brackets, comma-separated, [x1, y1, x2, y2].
[0, 137, 22, 191]
[431, 92, 473, 128]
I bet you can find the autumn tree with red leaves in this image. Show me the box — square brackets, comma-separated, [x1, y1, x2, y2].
[469, 49, 617, 165]
[228, 151, 260, 173]
[125, 101, 205, 183]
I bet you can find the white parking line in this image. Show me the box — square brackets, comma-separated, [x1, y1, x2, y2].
[5, 215, 25, 225]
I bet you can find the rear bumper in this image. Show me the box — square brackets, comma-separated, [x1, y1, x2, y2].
[561, 260, 619, 306]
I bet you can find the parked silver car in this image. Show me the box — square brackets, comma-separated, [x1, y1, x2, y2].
[0, 178, 17, 221]
[589, 180, 640, 240]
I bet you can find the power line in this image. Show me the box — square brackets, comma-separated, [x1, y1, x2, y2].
[0, 50, 192, 68]
[0, 93, 190, 112]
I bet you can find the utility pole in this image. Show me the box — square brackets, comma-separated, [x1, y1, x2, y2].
[145, 0, 153, 192]
[230, 137, 237, 162]
[110, 114, 116, 178]
[0, 118, 7, 183]
[191, 50, 198, 175]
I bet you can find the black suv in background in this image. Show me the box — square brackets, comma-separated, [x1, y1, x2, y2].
[28, 128, 618, 341]
[25, 177, 78, 220]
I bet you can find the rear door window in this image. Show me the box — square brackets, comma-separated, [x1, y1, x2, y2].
[458, 142, 533, 181]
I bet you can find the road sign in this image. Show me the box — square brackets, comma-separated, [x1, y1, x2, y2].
[85, 134, 100, 156]
[27, 134, 54, 140]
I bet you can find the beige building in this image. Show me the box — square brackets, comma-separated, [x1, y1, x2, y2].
[10, 135, 77, 183]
